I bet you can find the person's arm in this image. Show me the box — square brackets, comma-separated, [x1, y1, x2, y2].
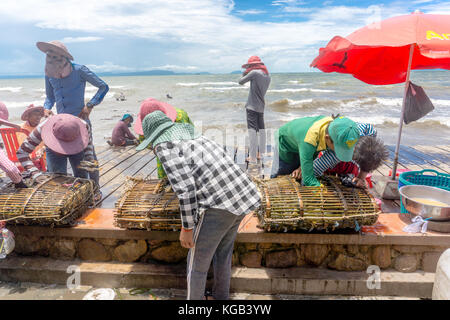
[299, 142, 321, 186]
[124, 125, 137, 140]
[44, 76, 55, 116]
[80, 65, 109, 108]
[16, 125, 44, 178]
[82, 124, 95, 162]
[313, 150, 340, 177]
[238, 70, 255, 85]
[0, 149, 23, 184]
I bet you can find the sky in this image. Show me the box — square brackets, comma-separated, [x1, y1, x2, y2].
[0, 0, 449, 76]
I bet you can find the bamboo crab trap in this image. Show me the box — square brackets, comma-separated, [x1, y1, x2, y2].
[0, 174, 95, 226]
[114, 177, 181, 231]
[254, 176, 380, 232]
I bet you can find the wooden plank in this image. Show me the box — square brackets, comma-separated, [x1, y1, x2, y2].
[100, 148, 145, 178]
[100, 156, 157, 208]
[235, 146, 247, 172]
[410, 146, 450, 170]
[385, 147, 423, 171]
[98, 153, 156, 203]
[94, 145, 110, 157]
[98, 146, 136, 168]
[99, 151, 148, 187]
[436, 145, 450, 153]
[408, 145, 450, 173]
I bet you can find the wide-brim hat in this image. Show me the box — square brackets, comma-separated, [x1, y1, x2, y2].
[41, 114, 89, 155]
[136, 111, 200, 151]
[242, 55, 264, 68]
[134, 98, 177, 135]
[21, 104, 45, 121]
[36, 40, 74, 60]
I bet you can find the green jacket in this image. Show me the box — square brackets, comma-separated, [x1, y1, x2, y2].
[277, 115, 333, 186]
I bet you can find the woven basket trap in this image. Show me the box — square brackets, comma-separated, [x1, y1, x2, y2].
[115, 177, 181, 231]
[0, 174, 95, 226]
[254, 175, 380, 232]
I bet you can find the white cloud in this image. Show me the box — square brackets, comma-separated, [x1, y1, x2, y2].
[149, 65, 199, 71]
[60, 36, 103, 43]
[236, 9, 266, 15]
[1, 0, 447, 72]
[86, 61, 134, 72]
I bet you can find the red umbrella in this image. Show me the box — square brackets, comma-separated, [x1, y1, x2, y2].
[311, 11, 450, 179]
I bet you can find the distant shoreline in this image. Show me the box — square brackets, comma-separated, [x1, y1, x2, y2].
[1, 69, 446, 80]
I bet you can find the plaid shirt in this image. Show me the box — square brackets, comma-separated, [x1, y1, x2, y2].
[155, 136, 261, 230]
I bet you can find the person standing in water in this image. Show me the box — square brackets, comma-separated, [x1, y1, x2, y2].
[36, 40, 109, 201]
[238, 56, 271, 163]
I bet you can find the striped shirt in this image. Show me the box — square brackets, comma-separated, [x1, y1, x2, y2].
[155, 136, 261, 230]
[313, 123, 377, 177]
[0, 149, 22, 183]
[17, 118, 94, 177]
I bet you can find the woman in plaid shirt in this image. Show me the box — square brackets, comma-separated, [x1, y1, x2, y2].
[137, 111, 261, 300]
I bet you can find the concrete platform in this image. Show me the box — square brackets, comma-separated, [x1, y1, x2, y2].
[0, 256, 434, 298]
[9, 209, 450, 246]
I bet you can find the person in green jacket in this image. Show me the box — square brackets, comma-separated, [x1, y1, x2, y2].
[270, 115, 360, 186]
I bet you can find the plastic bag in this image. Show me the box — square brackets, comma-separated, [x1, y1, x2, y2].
[404, 81, 435, 124]
[0, 228, 15, 259]
[403, 216, 430, 234]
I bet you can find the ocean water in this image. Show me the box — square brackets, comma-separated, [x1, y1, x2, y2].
[0, 71, 449, 148]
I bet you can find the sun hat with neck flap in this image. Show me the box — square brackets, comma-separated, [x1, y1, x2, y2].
[136, 111, 200, 151]
[134, 98, 177, 136]
[36, 40, 74, 60]
[41, 114, 89, 155]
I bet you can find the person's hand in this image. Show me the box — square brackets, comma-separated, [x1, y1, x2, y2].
[180, 228, 194, 249]
[78, 106, 92, 120]
[32, 174, 47, 185]
[352, 177, 367, 189]
[14, 180, 29, 189]
[44, 109, 53, 118]
[291, 167, 302, 180]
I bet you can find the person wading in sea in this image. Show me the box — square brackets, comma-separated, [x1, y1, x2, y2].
[238, 56, 271, 163]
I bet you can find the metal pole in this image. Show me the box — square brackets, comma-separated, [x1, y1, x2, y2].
[391, 44, 414, 180]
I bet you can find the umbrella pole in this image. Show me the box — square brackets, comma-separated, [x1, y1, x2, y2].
[391, 44, 414, 180]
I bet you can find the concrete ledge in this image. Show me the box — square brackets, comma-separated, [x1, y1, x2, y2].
[8, 209, 450, 247]
[0, 256, 434, 298]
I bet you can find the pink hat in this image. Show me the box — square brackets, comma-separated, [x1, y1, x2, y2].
[36, 40, 74, 60]
[0, 102, 9, 120]
[41, 114, 89, 155]
[134, 98, 177, 135]
[21, 104, 45, 121]
[242, 56, 264, 68]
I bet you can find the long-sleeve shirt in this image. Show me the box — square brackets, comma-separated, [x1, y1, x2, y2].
[277, 116, 333, 186]
[17, 118, 95, 178]
[0, 149, 22, 183]
[111, 121, 136, 146]
[238, 69, 271, 113]
[16, 122, 45, 153]
[155, 136, 261, 230]
[44, 63, 109, 116]
[313, 123, 377, 177]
